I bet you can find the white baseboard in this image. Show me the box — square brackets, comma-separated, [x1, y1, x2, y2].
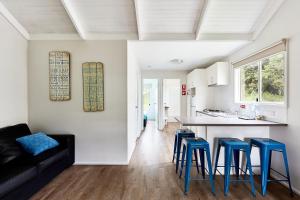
[74, 161, 129, 165]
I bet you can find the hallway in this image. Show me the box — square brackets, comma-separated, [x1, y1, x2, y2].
[31, 122, 298, 200]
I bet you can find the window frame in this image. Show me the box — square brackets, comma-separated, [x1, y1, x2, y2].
[234, 51, 288, 107]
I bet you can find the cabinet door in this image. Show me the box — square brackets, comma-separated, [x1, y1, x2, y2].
[190, 70, 196, 88]
[192, 69, 202, 87]
[216, 62, 229, 85]
[207, 64, 216, 85]
[195, 84, 208, 111]
[187, 95, 190, 117]
[187, 73, 192, 89]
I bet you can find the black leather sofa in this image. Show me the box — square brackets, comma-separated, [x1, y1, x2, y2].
[0, 123, 75, 200]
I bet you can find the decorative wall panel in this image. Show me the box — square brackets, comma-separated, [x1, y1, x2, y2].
[49, 51, 70, 101]
[82, 62, 104, 112]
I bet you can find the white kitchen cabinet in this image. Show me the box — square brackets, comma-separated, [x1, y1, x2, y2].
[206, 62, 229, 86]
[187, 69, 206, 89]
[186, 69, 198, 89]
[186, 69, 208, 116]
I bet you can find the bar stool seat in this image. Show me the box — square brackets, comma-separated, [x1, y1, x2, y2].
[247, 138, 293, 196]
[214, 138, 256, 196]
[179, 137, 215, 195]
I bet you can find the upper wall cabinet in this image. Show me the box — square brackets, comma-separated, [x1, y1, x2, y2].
[187, 69, 206, 89]
[206, 62, 229, 86]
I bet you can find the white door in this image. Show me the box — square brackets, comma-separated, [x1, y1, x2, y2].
[163, 79, 181, 122]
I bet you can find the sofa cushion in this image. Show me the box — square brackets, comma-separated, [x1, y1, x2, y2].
[38, 148, 69, 172]
[0, 139, 23, 165]
[16, 132, 59, 156]
[17, 144, 67, 164]
[0, 124, 31, 138]
[0, 124, 31, 166]
[0, 165, 38, 198]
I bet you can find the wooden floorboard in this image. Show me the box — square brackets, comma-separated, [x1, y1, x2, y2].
[30, 121, 299, 200]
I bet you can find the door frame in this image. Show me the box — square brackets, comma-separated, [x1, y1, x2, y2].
[142, 78, 164, 130]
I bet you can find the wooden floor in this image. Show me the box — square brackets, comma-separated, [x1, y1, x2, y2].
[31, 121, 298, 200]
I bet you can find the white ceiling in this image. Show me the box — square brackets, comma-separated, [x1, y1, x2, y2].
[129, 40, 249, 70]
[140, 0, 205, 34]
[71, 0, 137, 33]
[1, 0, 76, 34]
[200, 0, 269, 33]
[0, 0, 285, 40]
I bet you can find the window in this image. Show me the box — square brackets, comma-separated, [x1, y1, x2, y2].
[239, 62, 259, 102]
[261, 53, 285, 102]
[235, 52, 286, 104]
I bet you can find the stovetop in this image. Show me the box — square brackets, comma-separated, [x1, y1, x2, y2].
[203, 109, 224, 113]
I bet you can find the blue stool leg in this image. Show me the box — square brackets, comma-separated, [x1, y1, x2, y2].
[244, 143, 253, 177]
[261, 147, 270, 196]
[224, 146, 232, 196]
[194, 149, 200, 174]
[268, 150, 272, 180]
[205, 146, 216, 195]
[172, 134, 177, 163]
[176, 136, 183, 173]
[179, 144, 186, 178]
[213, 144, 221, 179]
[233, 149, 240, 179]
[245, 146, 256, 197]
[184, 145, 193, 194]
[282, 147, 294, 196]
[199, 149, 205, 179]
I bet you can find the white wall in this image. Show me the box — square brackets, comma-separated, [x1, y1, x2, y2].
[28, 40, 128, 164]
[0, 15, 28, 127]
[127, 42, 142, 162]
[214, 0, 300, 192]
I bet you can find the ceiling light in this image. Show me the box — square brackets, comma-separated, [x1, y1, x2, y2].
[170, 59, 183, 64]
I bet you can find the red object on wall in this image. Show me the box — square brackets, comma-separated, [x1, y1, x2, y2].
[182, 84, 186, 95]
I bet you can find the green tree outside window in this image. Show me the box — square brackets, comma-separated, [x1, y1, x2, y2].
[237, 52, 285, 103]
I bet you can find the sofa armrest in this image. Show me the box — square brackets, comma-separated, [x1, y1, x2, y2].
[47, 134, 75, 164]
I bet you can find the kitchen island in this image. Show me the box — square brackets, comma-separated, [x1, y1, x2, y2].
[176, 115, 287, 127]
[175, 115, 287, 172]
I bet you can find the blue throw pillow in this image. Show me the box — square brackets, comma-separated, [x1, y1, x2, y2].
[16, 132, 59, 156]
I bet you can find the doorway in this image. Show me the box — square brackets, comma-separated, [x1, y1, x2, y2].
[163, 79, 181, 126]
[143, 79, 158, 128]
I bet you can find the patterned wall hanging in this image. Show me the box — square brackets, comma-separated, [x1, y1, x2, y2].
[49, 51, 71, 101]
[82, 62, 104, 112]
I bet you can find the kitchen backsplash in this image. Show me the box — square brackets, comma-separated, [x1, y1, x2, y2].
[209, 79, 287, 123]
[215, 103, 287, 123]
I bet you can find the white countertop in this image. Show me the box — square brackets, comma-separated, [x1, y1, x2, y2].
[175, 116, 287, 126]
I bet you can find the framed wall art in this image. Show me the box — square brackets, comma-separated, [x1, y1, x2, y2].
[82, 62, 104, 112]
[49, 51, 71, 101]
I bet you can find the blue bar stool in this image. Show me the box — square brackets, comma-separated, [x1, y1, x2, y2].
[247, 138, 293, 196]
[179, 137, 215, 195]
[214, 138, 255, 196]
[173, 129, 199, 174]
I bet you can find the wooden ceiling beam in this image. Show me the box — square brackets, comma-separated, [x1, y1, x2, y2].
[133, 0, 143, 40]
[0, 2, 30, 40]
[251, 0, 285, 40]
[195, 0, 208, 40]
[60, 0, 86, 40]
